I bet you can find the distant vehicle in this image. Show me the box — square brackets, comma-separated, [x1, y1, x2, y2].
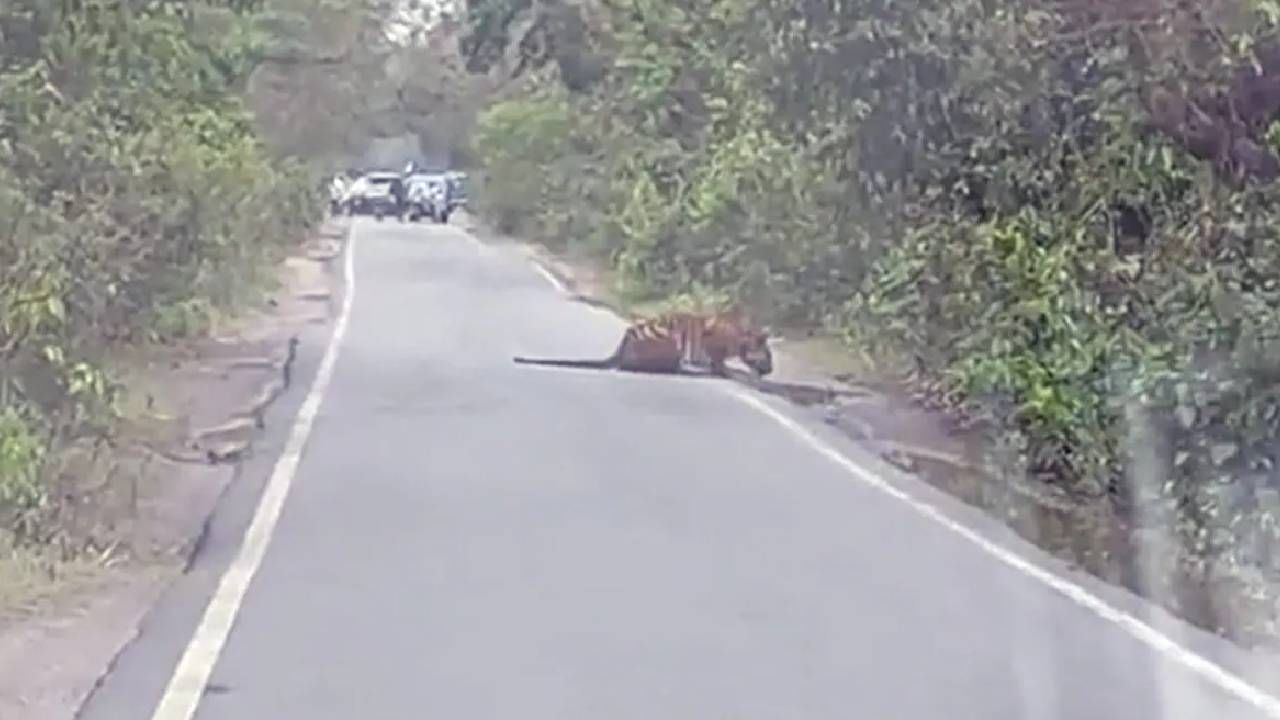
[337, 175, 366, 214]
[404, 173, 450, 223]
[346, 171, 405, 220]
[444, 171, 468, 212]
[327, 174, 348, 215]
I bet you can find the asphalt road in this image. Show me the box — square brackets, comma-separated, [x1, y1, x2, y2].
[79, 217, 1280, 720]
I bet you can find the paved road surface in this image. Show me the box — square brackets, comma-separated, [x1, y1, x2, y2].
[80, 217, 1280, 719]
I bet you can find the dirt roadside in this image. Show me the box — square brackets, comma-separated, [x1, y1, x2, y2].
[0, 219, 349, 720]
[457, 212, 1280, 652]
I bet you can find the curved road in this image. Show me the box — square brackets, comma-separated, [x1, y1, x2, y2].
[80, 217, 1280, 719]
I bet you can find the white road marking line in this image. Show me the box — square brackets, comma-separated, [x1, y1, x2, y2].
[524, 255, 623, 319]
[722, 385, 1280, 718]
[531, 260, 569, 294]
[148, 229, 359, 720]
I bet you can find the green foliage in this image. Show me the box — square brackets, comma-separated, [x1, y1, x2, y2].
[472, 94, 574, 234]
[470, 0, 1280, 637]
[0, 0, 321, 546]
[0, 407, 44, 537]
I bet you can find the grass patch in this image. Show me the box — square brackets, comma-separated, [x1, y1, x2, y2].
[0, 542, 113, 623]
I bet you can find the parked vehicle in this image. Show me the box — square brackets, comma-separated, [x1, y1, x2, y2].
[402, 174, 439, 223]
[327, 174, 348, 215]
[444, 171, 468, 212]
[404, 172, 451, 223]
[430, 177, 451, 223]
[346, 171, 405, 219]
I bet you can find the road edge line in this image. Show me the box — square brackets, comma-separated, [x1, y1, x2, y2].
[722, 386, 1280, 718]
[530, 260, 570, 294]
[147, 226, 358, 720]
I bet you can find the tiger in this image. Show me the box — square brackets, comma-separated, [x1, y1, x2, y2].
[513, 310, 774, 377]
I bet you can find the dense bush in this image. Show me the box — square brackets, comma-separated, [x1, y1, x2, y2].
[468, 0, 1280, 638]
[0, 1, 321, 546]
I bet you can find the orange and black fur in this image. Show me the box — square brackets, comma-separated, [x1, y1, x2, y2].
[513, 311, 773, 377]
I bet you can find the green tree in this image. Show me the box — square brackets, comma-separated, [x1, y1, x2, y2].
[0, 0, 320, 546]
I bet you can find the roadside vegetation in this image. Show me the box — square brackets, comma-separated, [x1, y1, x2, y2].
[462, 0, 1280, 645]
[0, 0, 322, 559]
